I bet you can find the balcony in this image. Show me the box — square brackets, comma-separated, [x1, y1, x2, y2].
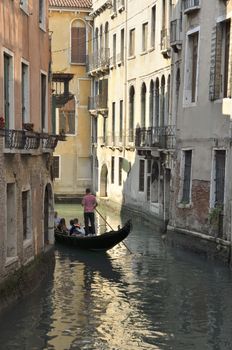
[170, 19, 182, 52]
[0, 128, 62, 153]
[52, 73, 74, 108]
[160, 29, 171, 58]
[135, 126, 176, 150]
[88, 94, 108, 115]
[87, 48, 110, 75]
[183, 0, 200, 14]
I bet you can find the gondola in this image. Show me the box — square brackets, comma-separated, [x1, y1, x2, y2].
[54, 220, 132, 252]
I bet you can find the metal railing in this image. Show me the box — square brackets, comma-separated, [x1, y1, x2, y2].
[1, 128, 61, 151]
[88, 94, 108, 110]
[135, 125, 176, 149]
[87, 48, 110, 72]
[183, 0, 200, 12]
[170, 19, 182, 43]
[160, 28, 170, 51]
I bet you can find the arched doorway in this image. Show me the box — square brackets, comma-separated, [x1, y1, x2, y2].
[44, 183, 53, 245]
[100, 164, 108, 197]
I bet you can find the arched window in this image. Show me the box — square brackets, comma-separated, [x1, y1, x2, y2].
[141, 83, 146, 128]
[94, 28, 99, 54]
[105, 22, 109, 49]
[129, 86, 135, 142]
[149, 80, 154, 127]
[100, 25, 103, 52]
[155, 78, 159, 127]
[71, 19, 86, 64]
[160, 75, 165, 126]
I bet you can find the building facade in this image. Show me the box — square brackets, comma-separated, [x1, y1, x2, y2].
[168, 0, 232, 252]
[0, 0, 58, 284]
[49, 0, 93, 199]
[89, 0, 174, 226]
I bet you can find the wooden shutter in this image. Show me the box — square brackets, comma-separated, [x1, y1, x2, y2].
[209, 24, 222, 100]
[71, 27, 86, 63]
[227, 20, 232, 98]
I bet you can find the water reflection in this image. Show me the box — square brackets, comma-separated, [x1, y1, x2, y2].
[0, 205, 232, 349]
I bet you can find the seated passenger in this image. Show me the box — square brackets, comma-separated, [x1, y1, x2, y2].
[69, 218, 85, 236]
[57, 218, 69, 234]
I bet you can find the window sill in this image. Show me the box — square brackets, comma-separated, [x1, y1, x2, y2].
[148, 47, 155, 53]
[70, 62, 86, 66]
[140, 50, 148, 56]
[23, 238, 33, 249]
[183, 101, 197, 108]
[178, 202, 192, 209]
[128, 55, 136, 60]
[20, 5, 29, 15]
[5, 256, 18, 267]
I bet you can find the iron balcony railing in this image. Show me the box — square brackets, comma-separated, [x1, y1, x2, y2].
[87, 48, 110, 73]
[170, 19, 182, 44]
[160, 28, 170, 52]
[0, 129, 62, 151]
[135, 125, 176, 149]
[183, 0, 200, 12]
[88, 94, 108, 111]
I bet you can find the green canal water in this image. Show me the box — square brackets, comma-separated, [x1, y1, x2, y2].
[0, 204, 232, 349]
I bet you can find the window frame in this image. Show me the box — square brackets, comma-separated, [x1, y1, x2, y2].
[183, 26, 200, 107]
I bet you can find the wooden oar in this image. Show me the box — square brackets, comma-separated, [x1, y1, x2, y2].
[95, 208, 132, 254]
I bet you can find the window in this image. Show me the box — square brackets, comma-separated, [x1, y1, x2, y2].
[39, 0, 45, 29]
[181, 150, 192, 203]
[151, 5, 156, 48]
[59, 110, 75, 135]
[7, 183, 16, 259]
[214, 150, 226, 206]
[147, 159, 152, 201]
[112, 102, 116, 144]
[111, 156, 115, 184]
[129, 86, 135, 142]
[210, 19, 231, 100]
[155, 78, 159, 127]
[119, 100, 123, 142]
[113, 34, 116, 65]
[71, 20, 86, 64]
[129, 29, 135, 57]
[4, 52, 14, 129]
[22, 190, 31, 240]
[53, 156, 60, 179]
[184, 29, 199, 104]
[41, 72, 47, 131]
[139, 159, 145, 192]
[142, 22, 148, 52]
[120, 28, 125, 62]
[21, 62, 29, 126]
[149, 80, 154, 127]
[103, 117, 107, 143]
[119, 157, 123, 186]
[141, 83, 146, 127]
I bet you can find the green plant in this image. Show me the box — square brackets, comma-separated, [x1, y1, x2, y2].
[209, 205, 223, 226]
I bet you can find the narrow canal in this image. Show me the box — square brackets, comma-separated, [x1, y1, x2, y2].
[0, 204, 232, 350]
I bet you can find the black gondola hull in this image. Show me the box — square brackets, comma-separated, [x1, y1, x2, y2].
[54, 220, 131, 251]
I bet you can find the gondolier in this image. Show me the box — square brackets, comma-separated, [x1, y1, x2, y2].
[82, 188, 98, 235]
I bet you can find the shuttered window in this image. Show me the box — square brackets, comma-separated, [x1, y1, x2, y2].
[182, 150, 192, 203]
[209, 19, 232, 100]
[71, 27, 86, 64]
[139, 159, 145, 192]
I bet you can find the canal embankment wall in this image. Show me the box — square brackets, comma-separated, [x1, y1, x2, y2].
[0, 246, 55, 315]
[97, 198, 232, 267]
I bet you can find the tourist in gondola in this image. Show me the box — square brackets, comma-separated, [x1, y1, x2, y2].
[69, 218, 85, 236]
[56, 218, 69, 234]
[81, 188, 98, 235]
